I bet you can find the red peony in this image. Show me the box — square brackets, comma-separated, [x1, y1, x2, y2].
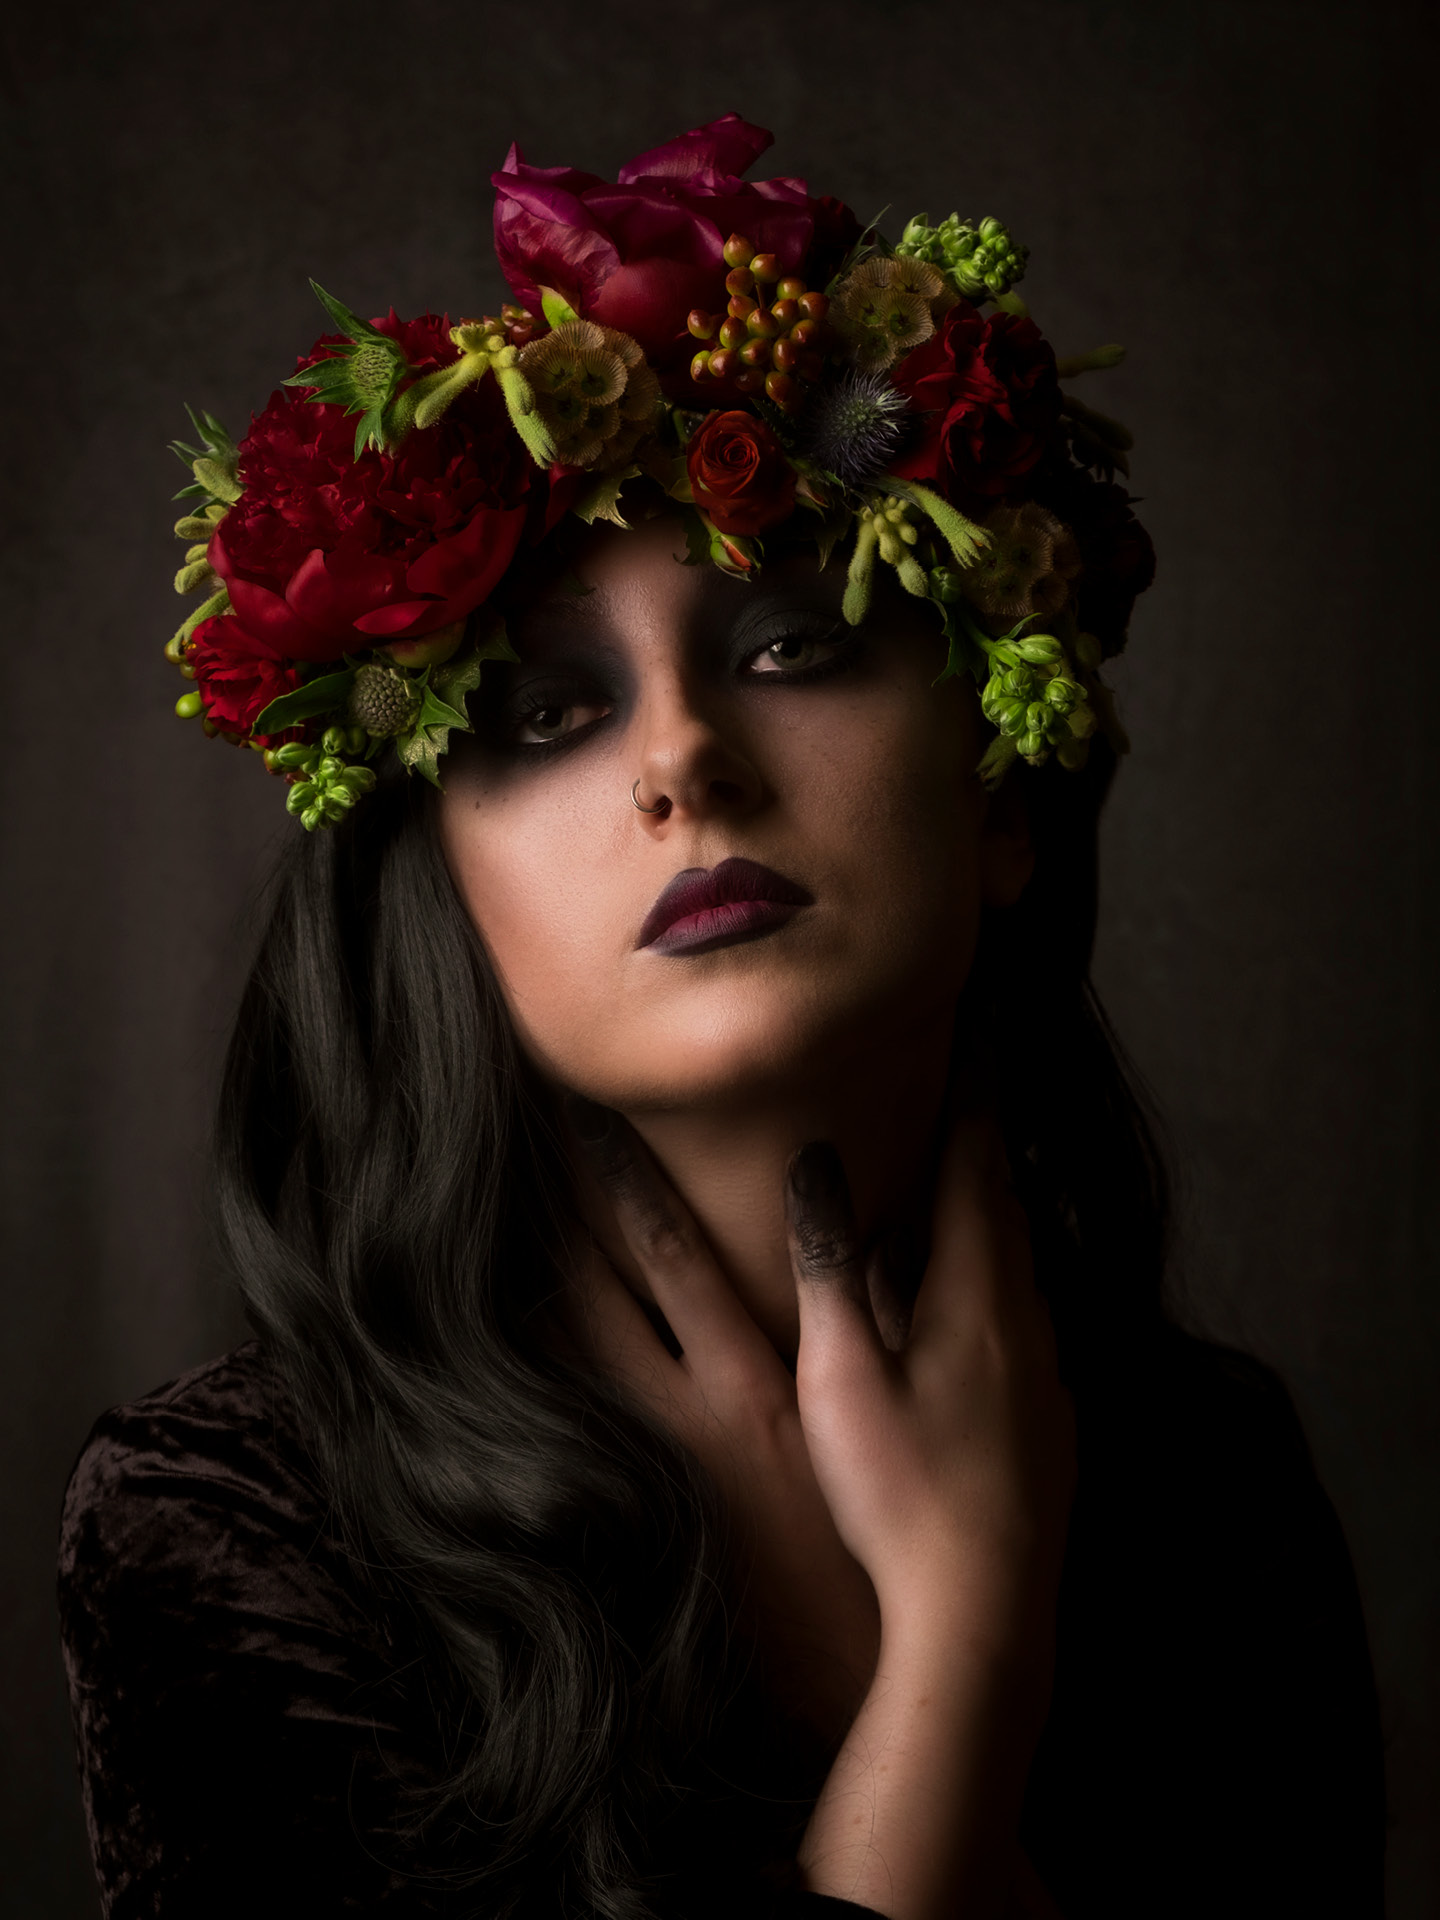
[206, 313, 533, 669]
[492, 114, 859, 375]
[888, 302, 1062, 503]
[686, 410, 797, 536]
[187, 616, 303, 734]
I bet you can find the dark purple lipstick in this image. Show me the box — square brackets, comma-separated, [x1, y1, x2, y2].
[637, 857, 814, 957]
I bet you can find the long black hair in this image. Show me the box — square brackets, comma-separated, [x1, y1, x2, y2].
[215, 713, 1169, 1915]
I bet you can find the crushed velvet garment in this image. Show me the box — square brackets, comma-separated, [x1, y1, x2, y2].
[58, 1332, 1385, 1918]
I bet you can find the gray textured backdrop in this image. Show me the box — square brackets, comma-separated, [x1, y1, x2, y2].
[3, 2, 1436, 1913]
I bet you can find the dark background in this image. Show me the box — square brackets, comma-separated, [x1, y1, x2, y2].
[2, 1, 1435, 1912]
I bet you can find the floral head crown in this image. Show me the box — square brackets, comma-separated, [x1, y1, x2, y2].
[165, 113, 1153, 830]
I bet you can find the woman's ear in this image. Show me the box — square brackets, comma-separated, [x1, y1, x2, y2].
[979, 776, 1036, 907]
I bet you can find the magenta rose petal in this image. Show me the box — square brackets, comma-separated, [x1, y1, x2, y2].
[617, 112, 774, 185]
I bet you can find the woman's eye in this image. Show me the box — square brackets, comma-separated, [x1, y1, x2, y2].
[746, 629, 847, 675]
[515, 699, 610, 746]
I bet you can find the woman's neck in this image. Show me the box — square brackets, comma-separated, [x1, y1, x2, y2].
[620, 1013, 955, 1361]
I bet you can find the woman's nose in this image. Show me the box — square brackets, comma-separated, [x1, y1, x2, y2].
[631, 672, 764, 825]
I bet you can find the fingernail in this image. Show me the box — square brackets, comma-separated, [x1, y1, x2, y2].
[787, 1141, 847, 1206]
[566, 1094, 615, 1144]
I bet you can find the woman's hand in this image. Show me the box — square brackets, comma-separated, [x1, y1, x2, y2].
[787, 1118, 1075, 1920]
[786, 1120, 1075, 1651]
[565, 1098, 880, 1740]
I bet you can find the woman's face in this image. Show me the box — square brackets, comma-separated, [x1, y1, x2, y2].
[440, 514, 1031, 1112]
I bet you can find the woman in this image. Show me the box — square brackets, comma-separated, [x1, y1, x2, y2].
[58, 116, 1384, 1918]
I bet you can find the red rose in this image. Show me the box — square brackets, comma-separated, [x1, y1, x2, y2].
[492, 114, 858, 375]
[889, 303, 1062, 503]
[187, 615, 302, 735]
[687, 410, 796, 536]
[207, 313, 533, 667]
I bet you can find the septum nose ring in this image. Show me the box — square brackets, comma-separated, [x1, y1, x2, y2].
[631, 779, 670, 816]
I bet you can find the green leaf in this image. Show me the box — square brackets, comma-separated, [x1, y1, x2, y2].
[253, 668, 356, 735]
[572, 464, 640, 529]
[396, 726, 443, 786]
[415, 686, 471, 735]
[813, 510, 854, 574]
[539, 286, 581, 330]
[679, 508, 711, 568]
[310, 280, 386, 343]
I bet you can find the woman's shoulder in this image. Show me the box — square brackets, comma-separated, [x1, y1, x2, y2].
[57, 1338, 399, 1707]
[59, 1340, 339, 1599]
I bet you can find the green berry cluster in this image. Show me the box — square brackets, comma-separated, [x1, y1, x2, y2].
[978, 632, 1094, 767]
[270, 732, 378, 830]
[897, 213, 1029, 302]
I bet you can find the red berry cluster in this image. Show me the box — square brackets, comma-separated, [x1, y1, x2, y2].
[687, 234, 829, 413]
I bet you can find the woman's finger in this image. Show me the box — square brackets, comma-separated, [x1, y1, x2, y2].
[909, 1109, 1032, 1348]
[570, 1240, 682, 1423]
[567, 1096, 776, 1373]
[786, 1142, 886, 1362]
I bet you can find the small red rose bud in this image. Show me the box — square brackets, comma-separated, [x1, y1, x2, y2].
[799, 290, 828, 322]
[725, 266, 755, 297]
[790, 318, 820, 348]
[723, 234, 755, 269]
[775, 276, 806, 302]
[739, 338, 771, 368]
[688, 309, 718, 341]
[749, 252, 780, 282]
[764, 370, 798, 408]
[732, 367, 765, 394]
[770, 298, 800, 330]
[718, 317, 747, 350]
[772, 336, 802, 373]
[709, 347, 739, 381]
[727, 294, 756, 320]
[746, 306, 782, 339]
[691, 350, 716, 382]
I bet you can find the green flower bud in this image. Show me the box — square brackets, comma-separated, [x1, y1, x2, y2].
[300, 805, 324, 832]
[274, 742, 315, 770]
[321, 726, 348, 755]
[1012, 635, 1063, 665]
[286, 781, 318, 813]
[174, 690, 204, 719]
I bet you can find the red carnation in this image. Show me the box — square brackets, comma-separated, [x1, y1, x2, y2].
[205, 313, 533, 671]
[187, 616, 303, 735]
[492, 114, 858, 376]
[888, 302, 1062, 504]
[687, 410, 796, 536]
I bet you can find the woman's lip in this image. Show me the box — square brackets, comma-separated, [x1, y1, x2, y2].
[638, 856, 814, 954]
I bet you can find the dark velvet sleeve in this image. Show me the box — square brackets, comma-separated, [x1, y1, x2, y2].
[57, 1346, 449, 1917]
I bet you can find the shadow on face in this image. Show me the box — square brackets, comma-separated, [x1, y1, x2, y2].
[439, 511, 1033, 1112]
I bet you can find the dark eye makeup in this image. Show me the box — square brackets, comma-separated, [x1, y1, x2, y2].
[486, 600, 865, 758]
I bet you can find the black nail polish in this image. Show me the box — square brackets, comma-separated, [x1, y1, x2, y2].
[788, 1140, 846, 1205]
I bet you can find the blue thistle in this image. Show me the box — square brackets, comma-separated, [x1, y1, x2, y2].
[803, 371, 912, 489]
